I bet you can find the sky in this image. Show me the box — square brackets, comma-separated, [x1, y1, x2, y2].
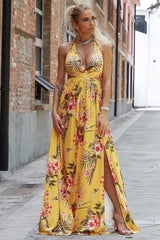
[139, 0, 158, 9]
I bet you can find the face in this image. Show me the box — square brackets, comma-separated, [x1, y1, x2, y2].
[73, 9, 96, 35]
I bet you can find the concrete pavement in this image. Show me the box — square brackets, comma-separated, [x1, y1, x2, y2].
[0, 109, 160, 240]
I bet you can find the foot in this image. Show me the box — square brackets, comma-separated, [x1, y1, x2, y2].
[113, 212, 132, 235]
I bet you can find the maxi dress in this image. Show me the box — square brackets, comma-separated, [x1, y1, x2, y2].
[37, 40, 139, 235]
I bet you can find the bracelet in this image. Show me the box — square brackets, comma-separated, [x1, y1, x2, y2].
[101, 106, 109, 111]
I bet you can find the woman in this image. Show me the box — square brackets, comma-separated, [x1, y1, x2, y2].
[37, 4, 139, 236]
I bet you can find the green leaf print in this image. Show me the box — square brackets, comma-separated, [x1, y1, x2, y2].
[99, 206, 105, 216]
[75, 87, 82, 96]
[126, 214, 131, 222]
[105, 140, 110, 149]
[94, 202, 102, 210]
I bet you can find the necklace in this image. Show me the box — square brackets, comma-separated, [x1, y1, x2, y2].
[77, 36, 93, 45]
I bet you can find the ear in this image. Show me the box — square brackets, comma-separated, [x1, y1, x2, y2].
[73, 22, 78, 31]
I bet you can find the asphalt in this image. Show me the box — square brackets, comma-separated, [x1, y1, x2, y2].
[0, 109, 160, 240]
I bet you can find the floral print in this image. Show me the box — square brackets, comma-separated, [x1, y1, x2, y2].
[37, 41, 139, 235]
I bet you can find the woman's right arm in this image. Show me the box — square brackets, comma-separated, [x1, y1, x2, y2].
[52, 44, 66, 136]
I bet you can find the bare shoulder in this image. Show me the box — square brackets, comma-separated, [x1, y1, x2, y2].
[99, 41, 112, 57]
[58, 41, 74, 57]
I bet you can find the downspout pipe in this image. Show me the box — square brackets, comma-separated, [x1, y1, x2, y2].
[0, 0, 12, 170]
[114, 0, 120, 116]
[132, 4, 136, 108]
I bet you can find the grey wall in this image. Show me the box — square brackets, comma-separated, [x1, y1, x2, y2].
[0, 109, 52, 180]
[108, 100, 132, 120]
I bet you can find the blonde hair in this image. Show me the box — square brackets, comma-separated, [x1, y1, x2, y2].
[66, 4, 109, 45]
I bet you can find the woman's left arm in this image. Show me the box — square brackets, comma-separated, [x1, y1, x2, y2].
[96, 42, 112, 137]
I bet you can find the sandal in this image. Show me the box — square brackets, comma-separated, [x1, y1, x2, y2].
[115, 220, 132, 235]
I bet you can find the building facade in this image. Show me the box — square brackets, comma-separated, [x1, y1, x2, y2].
[135, 3, 160, 108]
[0, 0, 139, 179]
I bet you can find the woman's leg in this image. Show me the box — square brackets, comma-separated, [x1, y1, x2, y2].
[104, 151, 132, 234]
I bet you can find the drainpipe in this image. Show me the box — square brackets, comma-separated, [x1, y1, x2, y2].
[114, 0, 120, 116]
[132, 4, 136, 108]
[0, 0, 12, 170]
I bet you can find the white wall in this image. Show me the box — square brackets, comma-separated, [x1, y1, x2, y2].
[135, 30, 149, 107]
[135, 8, 160, 107]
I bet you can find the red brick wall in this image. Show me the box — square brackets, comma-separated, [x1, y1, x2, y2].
[10, 0, 35, 112]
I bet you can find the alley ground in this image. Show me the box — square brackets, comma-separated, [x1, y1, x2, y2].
[0, 109, 160, 240]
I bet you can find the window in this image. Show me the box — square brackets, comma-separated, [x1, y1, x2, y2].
[35, 0, 43, 101]
[127, 13, 130, 49]
[122, 24, 126, 43]
[121, 60, 126, 98]
[66, 24, 75, 42]
[95, 0, 103, 9]
[122, 3, 126, 43]
[126, 62, 129, 99]
[135, 15, 147, 34]
[130, 66, 133, 99]
[108, 0, 114, 25]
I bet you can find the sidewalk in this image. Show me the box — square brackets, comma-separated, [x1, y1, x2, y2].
[0, 109, 160, 240]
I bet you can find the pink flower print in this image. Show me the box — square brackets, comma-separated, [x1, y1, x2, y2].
[84, 169, 90, 178]
[74, 218, 80, 222]
[98, 95, 102, 107]
[101, 192, 104, 199]
[71, 97, 77, 109]
[42, 202, 52, 218]
[59, 187, 67, 199]
[52, 159, 58, 174]
[100, 176, 104, 187]
[112, 172, 118, 183]
[62, 188, 67, 199]
[45, 191, 50, 197]
[78, 192, 82, 200]
[80, 111, 88, 123]
[95, 139, 104, 155]
[95, 218, 101, 228]
[88, 215, 102, 230]
[88, 219, 96, 230]
[89, 92, 95, 101]
[95, 144, 101, 154]
[74, 151, 78, 158]
[125, 201, 129, 212]
[68, 97, 77, 112]
[47, 159, 58, 175]
[92, 163, 96, 169]
[42, 208, 48, 218]
[92, 215, 102, 228]
[81, 97, 86, 104]
[68, 102, 73, 112]
[74, 129, 83, 144]
[70, 204, 77, 217]
[79, 65, 86, 72]
[66, 175, 74, 189]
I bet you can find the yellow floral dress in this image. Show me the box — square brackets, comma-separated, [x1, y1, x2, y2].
[37, 40, 139, 235]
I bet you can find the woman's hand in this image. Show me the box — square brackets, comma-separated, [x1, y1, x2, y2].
[52, 111, 64, 136]
[96, 111, 109, 138]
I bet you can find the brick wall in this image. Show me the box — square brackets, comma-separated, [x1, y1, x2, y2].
[9, 0, 136, 114]
[10, 0, 35, 113]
